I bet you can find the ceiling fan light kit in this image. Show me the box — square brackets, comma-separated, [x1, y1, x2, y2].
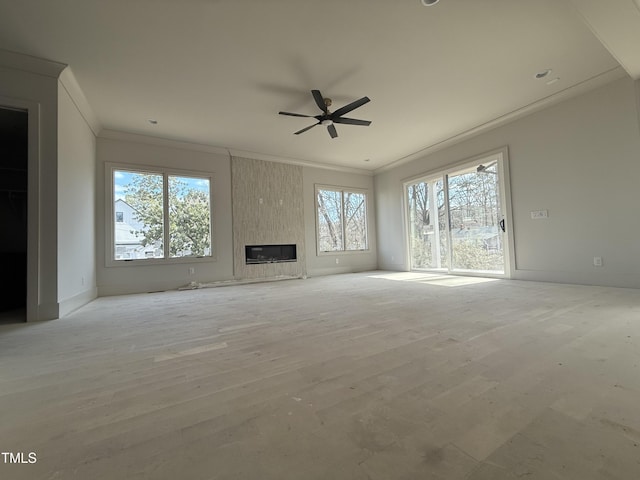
[279, 89, 371, 139]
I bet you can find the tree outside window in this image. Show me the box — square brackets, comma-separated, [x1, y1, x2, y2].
[317, 187, 367, 253]
[112, 168, 212, 261]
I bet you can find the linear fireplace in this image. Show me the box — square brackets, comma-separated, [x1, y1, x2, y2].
[245, 244, 297, 264]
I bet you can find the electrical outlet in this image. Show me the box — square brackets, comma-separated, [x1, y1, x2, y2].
[335, 258, 339, 264]
[593, 257, 603, 267]
[189, 267, 195, 275]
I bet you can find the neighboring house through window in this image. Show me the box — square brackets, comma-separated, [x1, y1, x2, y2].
[108, 165, 213, 263]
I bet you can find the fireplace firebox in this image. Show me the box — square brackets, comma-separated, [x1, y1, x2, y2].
[245, 244, 297, 264]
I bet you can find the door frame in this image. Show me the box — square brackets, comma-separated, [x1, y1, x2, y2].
[1, 96, 41, 321]
[402, 146, 515, 279]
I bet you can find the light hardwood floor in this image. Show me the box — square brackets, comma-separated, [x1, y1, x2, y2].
[1, 271, 639, 479]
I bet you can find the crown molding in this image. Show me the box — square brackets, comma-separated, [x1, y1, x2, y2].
[228, 148, 373, 176]
[0, 49, 67, 78]
[59, 67, 102, 136]
[98, 129, 233, 157]
[374, 66, 627, 175]
[98, 130, 373, 175]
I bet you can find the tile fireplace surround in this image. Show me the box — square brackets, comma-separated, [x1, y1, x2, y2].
[231, 157, 306, 279]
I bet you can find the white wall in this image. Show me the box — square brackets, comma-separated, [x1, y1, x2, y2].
[0, 51, 63, 320]
[57, 80, 97, 316]
[303, 166, 377, 277]
[636, 79, 640, 135]
[376, 76, 640, 288]
[96, 133, 234, 296]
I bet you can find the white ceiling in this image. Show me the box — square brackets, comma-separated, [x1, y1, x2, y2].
[1, 0, 639, 172]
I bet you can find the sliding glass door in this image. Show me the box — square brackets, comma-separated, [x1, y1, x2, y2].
[447, 162, 504, 273]
[405, 151, 511, 276]
[407, 178, 448, 271]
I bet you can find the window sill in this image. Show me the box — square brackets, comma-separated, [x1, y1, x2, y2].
[105, 256, 216, 268]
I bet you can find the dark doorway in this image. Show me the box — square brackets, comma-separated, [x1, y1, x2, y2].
[0, 107, 28, 323]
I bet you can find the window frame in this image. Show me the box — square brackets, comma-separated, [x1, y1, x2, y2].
[315, 184, 369, 256]
[105, 162, 214, 267]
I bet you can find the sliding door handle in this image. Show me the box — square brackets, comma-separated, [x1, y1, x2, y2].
[499, 219, 505, 232]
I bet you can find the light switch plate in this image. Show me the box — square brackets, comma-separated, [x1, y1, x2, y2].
[531, 210, 548, 219]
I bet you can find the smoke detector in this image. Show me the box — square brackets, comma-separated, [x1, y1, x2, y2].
[421, 0, 440, 5]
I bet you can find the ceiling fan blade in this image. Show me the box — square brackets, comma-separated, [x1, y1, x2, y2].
[279, 111, 314, 118]
[294, 123, 319, 135]
[332, 117, 371, 126]
[311, 90, 327, 113]
[327, 124, 338, 138]
[331, 96, 370, 118]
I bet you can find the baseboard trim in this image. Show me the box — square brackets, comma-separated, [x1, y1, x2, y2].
[307, 265, 377, 277]
[33, 302, 60, 322]
[513, 268, 640, 289]
[59, 288, 98, 317]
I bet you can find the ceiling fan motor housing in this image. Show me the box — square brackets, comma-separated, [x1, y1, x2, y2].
[278, 89, 371, 138]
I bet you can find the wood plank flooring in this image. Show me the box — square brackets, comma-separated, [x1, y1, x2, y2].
[1, 271, 639, 479]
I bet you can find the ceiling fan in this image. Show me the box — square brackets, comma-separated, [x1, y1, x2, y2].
[279, 90, 371, 139]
